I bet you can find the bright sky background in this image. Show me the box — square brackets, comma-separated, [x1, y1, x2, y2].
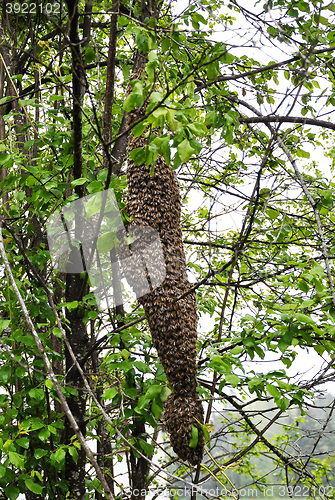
[172, 0, 335, 397]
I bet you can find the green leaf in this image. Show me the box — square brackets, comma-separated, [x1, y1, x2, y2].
[0, 96, 12, 105]
[202, 425, 211, 447]
[189, 425, 198, 449]
[84, 46, 96, 63]
[160, 386, 172, 402]
[153, 107, 167, 118]
[266, 383, 281, 400]
[25, 165, 38, 175]
[276, 397, 290, 411]
[225, 373, 240, 388]
[4, 486, 20, 500]
[87, 310, 98, 320]
[123, 82, 144, 112]
[221, 51, 234, 64]
[150, 91, 163, 105]
[69, 446, 78, 463]
[145, 384, 162, 400]
[29, 388, 44, 402]
[205, 111, 217, 128]
[97, 232, 118, 253]
[8, 451, 25, 470]
[297, 280, 309, 293]
[26, 175, 36, 188]
[296, 149, 310, 159]
[54, 447, 66, 463]
[230, 346, 244, 355]
[141, 409, 157, 428]
[167, 109, 178, 131]
[129, 147, 146, 166]
[295, 313, 314, 325]
[45, 379, 54, 390]
[314, 345, 325, 356]
[49, 94, 65, 101]
[136, 394, 149, 411]
[38, 428, 50, 442]
[87, 180, 103, 193]
[0, 366, 11, 383]
[133, 121, 148, 137]
[19, 98, 35, 105]
[153, 135, 171, 164]
[177, 139, 195, 163]
[27, 418, 44, 430]
[189, 138, 202, 155]
[71, 178, 87, 187]
[125, 387, 138, 399]
[136, 31, 149, 53]
[139, 438, 153, 455]
[151, 398, 162, 420]
[25, 478, 43, 495]
[24, 140, 35, 152]
[319, 16, 328, 26]
[4, 438, 13, 451]
[0, 153, 10, 165]
[66, 300, 79, 311]
[133, 361, 151, 374]
[34, 448, 48, 459]
[266, 208, 279, 220]
[207, 60, 220, 80]
[16, 437, 30, 449]
[187, 122, 204, 135]
[102, 387, 118, 400]
[15, 366, 26, 378]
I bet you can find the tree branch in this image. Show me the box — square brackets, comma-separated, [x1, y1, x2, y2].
[103, 0, 120, 185]
[195, 45, 335, 92]
[239, 115, 335, 131]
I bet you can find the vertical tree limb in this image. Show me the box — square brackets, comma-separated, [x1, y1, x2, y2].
[103, 0, 120, 178]
[64, 1, 88, 497]
[0, 58, 8, 210]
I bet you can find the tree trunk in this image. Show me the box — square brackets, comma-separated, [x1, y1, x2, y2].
[63, 1, 88, 498]
[65, 270, 88, 499]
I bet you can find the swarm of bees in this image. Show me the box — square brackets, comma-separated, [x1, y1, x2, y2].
[124, 71, 204, 465]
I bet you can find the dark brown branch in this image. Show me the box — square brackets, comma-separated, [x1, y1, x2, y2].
[179, 176, 249, 201]
[82, 0, 93, 46]
[239, 115, 335, 131]
[63, 2, 88, 497]
[66, 0, 84, 195]
[184, 240, 233, 250]
[195, 45, 335, 92]
[0, 21, 25, 145]
[103, 0, 120, 184]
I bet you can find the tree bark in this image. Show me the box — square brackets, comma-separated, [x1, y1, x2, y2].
[64, 1, 88, 498]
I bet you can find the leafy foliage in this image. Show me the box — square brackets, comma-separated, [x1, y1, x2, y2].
[0, 0, 335, 498]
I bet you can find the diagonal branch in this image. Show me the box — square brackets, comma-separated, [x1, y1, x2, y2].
[0, 219, 115, 500]
[195, 45, 335, 92]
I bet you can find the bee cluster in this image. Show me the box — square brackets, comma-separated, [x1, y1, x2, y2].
[124, 72, 204, 465]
